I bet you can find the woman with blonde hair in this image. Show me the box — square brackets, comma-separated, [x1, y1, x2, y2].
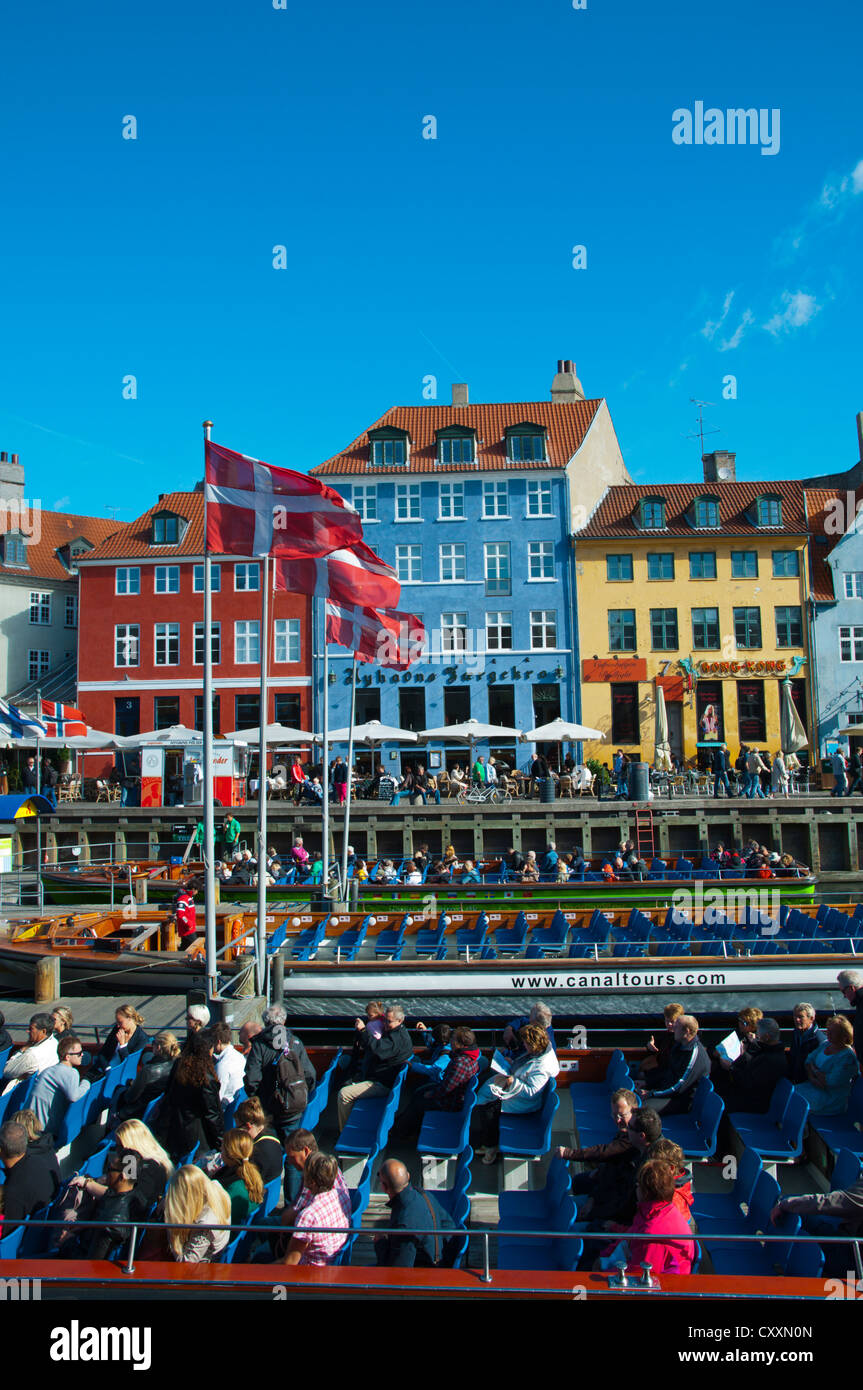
[214, 1128, 264, 1224]
[114, 1029, 180, 1123]
[164, 1165, 231, 1263]
[10, 1107, 60, 1175]
[51, 1005, 74, 1037]
[92, 1004, 150, 1075]
[65, 1119, 173, 1221]
[795, 1015, 861, 1115]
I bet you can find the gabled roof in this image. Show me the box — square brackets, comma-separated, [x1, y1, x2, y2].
[82, 492, 203, 561]
[577, 481, 808, 538]
[0, 510, 125, 582]
[311, 400, 602, 475]
[805, 486, 863, 602]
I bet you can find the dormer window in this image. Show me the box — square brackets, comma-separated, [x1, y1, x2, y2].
[152, 511, 183, 545]
[640, 497, 666, 530]
[757, 495, 783, 527]
[3, 532, 28, 567]
[436, 429, 475, 465]
[368, 427, 410, 468]
[506, 427, 546, 463]
[693, 496, 720, 528]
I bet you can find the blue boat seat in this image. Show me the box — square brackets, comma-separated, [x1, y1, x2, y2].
[499, 1079, 560, 1158]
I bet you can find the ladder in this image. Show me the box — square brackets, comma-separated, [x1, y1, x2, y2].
[634, 807, 656, 862]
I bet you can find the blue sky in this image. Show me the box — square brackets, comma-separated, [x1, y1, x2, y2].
[1, 0, 861, 518]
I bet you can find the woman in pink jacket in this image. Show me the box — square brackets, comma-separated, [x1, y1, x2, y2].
[601, 1158, 696, 1275]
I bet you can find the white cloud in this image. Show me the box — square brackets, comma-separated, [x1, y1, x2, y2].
[719, 309, 755, 352]
[763, 291, 821, 337]
[783, 156, 863, 255]
[701, 290, 735, 341]
[52, 495, 71, 510]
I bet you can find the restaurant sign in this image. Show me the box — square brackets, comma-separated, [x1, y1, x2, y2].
[582, 658, 647, 682]
[695, 659, 788, 676]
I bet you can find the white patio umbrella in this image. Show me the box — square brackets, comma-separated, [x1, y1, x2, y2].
[523, 718, 604, 743]
[654, 687, 672, 772]
[123, 724, 203, 746]
[419, 717, 523, 774]
[224, 723, 316, 744]
[327, 720, 418, 746]
[33, 729, 134, 749]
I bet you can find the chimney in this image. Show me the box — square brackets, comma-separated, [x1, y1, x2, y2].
[551, 359, 586, 403]
[703, 449, 736, 483]
[451, 383, 468, 407]
[0, 449, 24, 505]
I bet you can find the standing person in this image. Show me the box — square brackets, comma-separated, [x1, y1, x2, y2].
[711, 744, 731, 799]
[745, 747, 767, 799]
[772, 750, 790, 797]
[155, 1032, 224, 1162]
[207, 1023, 246, 1106]
[849, 747, 863, 796]
[289, 757, 306, 804]
[760, 750, 773, 797]
[40, 757, 59, 808]
[832, 747, 849, 797]
[171, 886, 197, 949]
[220, 813, 241, 860]
[332, 756, 348, 806]
[30, 1034, 90, 1133]
[472, 755, 487, 786]
[243, 1005, 316, 1202]
[21, 756, 38, 793]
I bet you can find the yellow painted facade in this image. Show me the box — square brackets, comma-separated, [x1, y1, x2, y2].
[575, 536, 812, 765]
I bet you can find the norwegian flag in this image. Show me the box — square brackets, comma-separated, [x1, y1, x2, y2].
[40, 701, 88, 738]
[326, 603, 426, 670]
[275, 540, 400, 610]
[205, 440, 363, 559]
[0, 697, 46, 741]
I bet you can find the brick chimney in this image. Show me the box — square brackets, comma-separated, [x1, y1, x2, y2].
[551, 359, 586, 403]
[451, 383, 468, 407]
[0, 450, 25, 504]
[703, 449, 736, 483]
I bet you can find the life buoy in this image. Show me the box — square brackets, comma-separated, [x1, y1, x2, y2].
[227, 915, 246, 961]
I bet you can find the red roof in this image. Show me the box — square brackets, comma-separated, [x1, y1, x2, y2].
[578, 481, 808, 538]
[805, 486, 863, 602]
[0, 509, 126, 582]
[311, 400, 602, 475]
[82, 492, 203, 561]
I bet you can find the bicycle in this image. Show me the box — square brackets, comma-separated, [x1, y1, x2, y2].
[456, 783, 513, 806]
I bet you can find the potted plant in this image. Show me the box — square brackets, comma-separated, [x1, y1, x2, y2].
[59, 746, 72, 776]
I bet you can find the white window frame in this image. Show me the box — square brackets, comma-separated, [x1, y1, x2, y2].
[28, 650, 50, 681]
[530, 610, 558, 649]
[395, 483, 422, 522]
[372, 437, 405, 467]
[235, 620, 260, 664]
[351, 484, 378, 523]
[438, 482, 465, 520]
[193, 621, 221, 666]
[65, 595, 78, 628]
[439, 543, 466, 583]
[154, 565, 180, 595]
[29, 591, 51, 625]
[395, 545, 422, 584]
[4, 533, 27, 566]
[441, 611, 468, 652]
[482, 480, 509, 519]
[526, 480, 553, 517]
[114, 624, 140, 668]
[840, 627, 863, 663]
[193, 563, 221, 593]
[528, 540, 554, 581]
[154, 622, 180, 666]
[115, 567, 140, 596]
[234, 563, 260, 592]
[844, 573, 863, 600]
[484, 542, 511, 595]
[485, 611, 513, 651]
[274, 618, 301, 664]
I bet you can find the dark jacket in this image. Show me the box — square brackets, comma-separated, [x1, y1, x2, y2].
[1, 1149, 60, 1229]
[114, 1056, 175, 1122]
[155, 1063, 224, 1161]
[243, 1024, 316, 1119]
[724, 1041, 789, 1113]
[646, 1037, 710, 1108]
[250, 1127, 284, 1184]
[579, 1147, 647, 1226]
[787, 1023, 828, 1083]
[92, 1023, 151, 1076]
[77, 1189, 136, 1261]
[0, 1026, 13, 1053]
[568, 1127, 633, 1164]
[375, 1184, 458, 1268]
[362, 1024, 413, 1089]
[852, 993, 863, 1066]
[711, 747, 730, 774]
[427, 1049, 481, 1111]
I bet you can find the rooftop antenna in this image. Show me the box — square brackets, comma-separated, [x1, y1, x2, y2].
[685, 399, 720, 461]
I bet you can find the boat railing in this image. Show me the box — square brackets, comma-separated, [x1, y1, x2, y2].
[4, 1216, 859, 1291]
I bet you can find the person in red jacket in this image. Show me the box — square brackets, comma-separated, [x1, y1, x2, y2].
[645, 1138, 694, 1227]
[392, 1027, 481, 1140]
[173, 887, 197, 948]
[599, 1157, 696, 1276]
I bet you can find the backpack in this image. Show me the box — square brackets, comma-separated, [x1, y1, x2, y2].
[272, 1037, 308, 1118]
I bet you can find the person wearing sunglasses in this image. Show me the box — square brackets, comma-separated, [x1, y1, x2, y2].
[30, 1034, 91, 1135]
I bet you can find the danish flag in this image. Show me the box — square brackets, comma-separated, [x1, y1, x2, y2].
[205, 440, 363, 558]
[39, 701, 87, 738]
[326, 602, 426, 670]
[275, 540, 400, 610]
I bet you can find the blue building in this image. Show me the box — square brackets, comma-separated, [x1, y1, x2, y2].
[311, 361, 629, 775]
[808, 484, 863, 758]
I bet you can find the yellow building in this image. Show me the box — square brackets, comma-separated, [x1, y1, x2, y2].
[574, 456, 813, 766]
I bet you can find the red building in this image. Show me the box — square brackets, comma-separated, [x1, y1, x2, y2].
[77, 489, 313, 739]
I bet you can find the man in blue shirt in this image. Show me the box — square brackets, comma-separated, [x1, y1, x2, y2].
[374, 1159, 459, 1268]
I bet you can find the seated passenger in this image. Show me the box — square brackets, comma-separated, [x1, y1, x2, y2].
[598, 1157, 696, 1276]
[471, 1023, 559, 1166]
[280, 1152, 351, 1267]
[374, 1158, 459, 1269]
[213, 1129, 264, 1225]
[719, 1017, 788, 1113]
[566, 1105, 662, 1230]
[113, 1030, 180, 1123]
[787, 1003, 827, 1083]
[645, 1139, 694, 1227]
[90, 1005, 150, 1077]
[0, 1119, 60, 1231]
[30, 1034, 90, 1134]
[393, 1027, 480, 1140]
[795, 1015, 860, 1114]
[375, 859, 397, 884]
[164, 1165, 232, 1263]
[636, 1015, 710, 1115]
[558, 1087, 639, 1166]
[401, 860, 422, 885]
[711, 1006, 763, 1089]
[234, 1097, 284, 1185]
[409, 1022, 452, 1081]
[2, 1013, 59, 1084]
[460, 858, 481, 884]
[9, 1109, 60, 1180]
[636, 1002, 685, 1079]
[59, 1148, 138, 1261]
[502, 1002, 557, 1057]
[520, 851, 539, 883]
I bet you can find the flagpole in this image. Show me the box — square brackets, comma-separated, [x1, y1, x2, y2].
[340, 654, 358, 896]
[36, 690, 43, 912]
[321, 597, 330, 899]
[255, 554, 269, 995]
[202, 421, 218, 999]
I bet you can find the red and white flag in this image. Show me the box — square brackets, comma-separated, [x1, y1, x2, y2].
[205, 440, 362, 558]
[326, 602, 426, 670]
[40, 702, 87, 738]
[275, 540, 400, 610]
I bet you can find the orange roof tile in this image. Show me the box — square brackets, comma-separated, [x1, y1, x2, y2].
[805, 486, 863, 602]
[82, 492, 203, 561]
[311, 400, 602, 475]
[578, 481, 808, 538]
[0, 509, 126, 582]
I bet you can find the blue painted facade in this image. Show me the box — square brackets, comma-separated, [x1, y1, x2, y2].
[316, 471, 577, 773]
[812, 517, 863, 754]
